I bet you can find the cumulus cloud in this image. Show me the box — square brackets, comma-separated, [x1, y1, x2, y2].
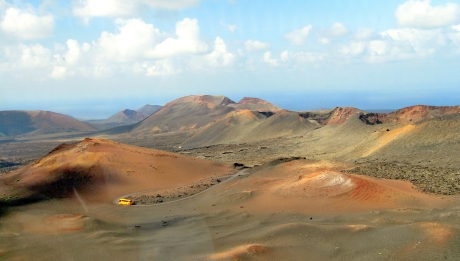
[206, 37, 235, 67]
[340, 27, 451, 62]
[50, 66, 67, 79]
[262, 51, 278, 66]
[94, 18, 165, 62]
[0, 0, 8, 11]
[339, 41, 366, 57]
[0, 7, 54, 39]
[284, 25, 313, 46]
[382, 28, 446, 56]
[73, 0, 136, 20]
[244, 40, 269, 51]
[329, 22, 349, 37]
[147, 18, 208, 58]
[0, 43, 58, 81]
[317, 22, 350, 44]
[0, 16, 240, 79]
[2, 43, 52, 69]
[143, 59, 181, 76]
[395, 0, 460, 28]
[354, 28, 377, 40]
[73, 0, 199, 22]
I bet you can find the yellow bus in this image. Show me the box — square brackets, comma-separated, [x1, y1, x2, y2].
[118, 198, 134, 206]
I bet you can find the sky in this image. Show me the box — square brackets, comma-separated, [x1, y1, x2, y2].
[0, 0, 459, 118]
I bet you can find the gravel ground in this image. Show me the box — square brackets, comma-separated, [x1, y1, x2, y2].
[343, 162, 460, 195]
[125, 176, 231, 205]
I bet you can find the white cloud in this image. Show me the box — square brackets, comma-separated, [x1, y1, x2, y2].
[244, 40, 269, 51]
[206, 37, 235, 67]
[395, 0, 460, 28]
[340, 41, 366, 56]
[219, 21, 236, 33]
[0, 0, 8, 11]
[0, 7, 54, 40]
[50, 66, 67, 79]
[73, 0, 199, 22]
[3, 43, 52, 69]
[280, 51, 289, 62]
[448, 25, 460, 52]
[142, 0, 199, 9]
[280, 50, 326, 64]
[330, 22, 349, 37]
[339, 26, 453, 62]
[147, 18, 208, 58]
[227, 24, 237, 33]
[0, 43, 57, 80]
[317, 22, 350, 44]
[144, 59, 181, 76]
[262, 51, 278, 66]
[382, 28, 446, 56]
[73, 0, 136, 21]
[318, 38, 330, 45]
[367, 40, 390, 62]
[94, 18, 165, 62]
[284, 25, 313, 46]
[64, 39, 84, 65]
[354, 28, 377, 40]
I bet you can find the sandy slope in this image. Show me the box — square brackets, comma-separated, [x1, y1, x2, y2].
[0, 138, 233, 204]
[182, 110, 317, 148]
[206, 159, 448, 214]
[2, 100, 460, 260]
[1, 141, 459, 260]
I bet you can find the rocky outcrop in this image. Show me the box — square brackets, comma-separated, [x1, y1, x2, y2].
[359, 105, 460, 125]
[359, 113, 386, 125]
[321, 107, 359, 125]
[229, 97, 281, 112]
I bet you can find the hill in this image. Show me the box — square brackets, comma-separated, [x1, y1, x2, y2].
[228, 97, 281, 112]
[127, 95, 237, 135]
[84, 104, 162, 130]
[0, 138, 233, 204]
[0, 110, 96, 137]
[359, 105, 460, 125]
[136, 104, 162, 116]
[182, 109, 317, 148]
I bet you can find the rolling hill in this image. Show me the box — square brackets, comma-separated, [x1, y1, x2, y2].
[182, 109, 317, 148]
[125, 95, 279, 135]
[84, 104, 162, 130]
[0, 138, 233, 204]
[136, 104, 162, 116]
[0, 110, 96, 137]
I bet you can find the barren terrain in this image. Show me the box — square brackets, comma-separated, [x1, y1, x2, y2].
[0, 97, 460, 260]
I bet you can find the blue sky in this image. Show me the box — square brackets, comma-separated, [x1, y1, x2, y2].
[0, 0, 459, 118]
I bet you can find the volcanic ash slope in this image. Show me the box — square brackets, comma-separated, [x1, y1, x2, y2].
[0, 138, 233, 204]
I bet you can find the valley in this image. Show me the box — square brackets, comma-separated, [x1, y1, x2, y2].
[0, 95, 460, 260]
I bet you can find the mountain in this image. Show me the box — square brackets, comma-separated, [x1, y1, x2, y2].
[359, 105, 460, 125]
[228, 97, 281, 112]
[128, 95, 237, 135]
[118, 95, 285, 137]
[103, 109, 147, 124]
[136, 104, 162, 116]
[85, 105, 162, 130]
[182, 109, 317, 148]
[0, 110, 96, 137]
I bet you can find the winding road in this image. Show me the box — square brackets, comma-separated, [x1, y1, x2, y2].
[115, 168, 250, 207]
